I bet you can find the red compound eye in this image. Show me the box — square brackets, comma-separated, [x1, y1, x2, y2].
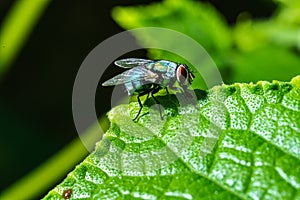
[176, 65, 188, 84]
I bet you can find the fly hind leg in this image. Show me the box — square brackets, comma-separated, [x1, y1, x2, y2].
[133, 88, 153, 121]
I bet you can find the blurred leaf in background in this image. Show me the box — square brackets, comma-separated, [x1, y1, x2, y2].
[112, 0, 300, 85]
[0, 0, 49, 78]
[232, 0, 300, 82]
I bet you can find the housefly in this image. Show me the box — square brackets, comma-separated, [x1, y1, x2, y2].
[102, 58, 195, 121]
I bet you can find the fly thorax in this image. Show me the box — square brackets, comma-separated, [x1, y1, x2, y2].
[154, 62, 169, 72]
[145, 62, 155, 70]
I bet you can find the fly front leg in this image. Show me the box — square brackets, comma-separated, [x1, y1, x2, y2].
[151, 85, 164, 120]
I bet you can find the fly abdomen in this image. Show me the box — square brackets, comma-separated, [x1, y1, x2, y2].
[125, 80, 152, 95]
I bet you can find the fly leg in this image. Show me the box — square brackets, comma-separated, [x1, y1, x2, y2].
[133, 90, 151, 121]
[151, 85, 164, 120]
[133, 88, 153, 121]
[133, 94, 143, 121]
[165, 87, 169, 94]
[145, 92, 150, 100]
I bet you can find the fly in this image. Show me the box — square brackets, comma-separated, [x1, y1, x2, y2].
[102, 58, 195, 121]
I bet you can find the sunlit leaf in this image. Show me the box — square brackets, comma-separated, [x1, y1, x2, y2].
[44, 76, 300, 200]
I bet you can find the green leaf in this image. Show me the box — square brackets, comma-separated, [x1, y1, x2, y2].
[0, 0, 50, 78]
[43, 76, 300, 199]
[233, 15, 300, 52]
[273, 0, 300, 26]
[229, 46, 300, 83]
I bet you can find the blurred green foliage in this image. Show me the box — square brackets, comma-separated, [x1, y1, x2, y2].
[0, 0, 49, 79]
[112, 0, 300, 84]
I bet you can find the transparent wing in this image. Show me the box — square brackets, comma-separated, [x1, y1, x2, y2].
[114, 58, 153, 68]
[102, 66, 158, 86]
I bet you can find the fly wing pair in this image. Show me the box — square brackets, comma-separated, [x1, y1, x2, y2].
[102, 58, 159, 86]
